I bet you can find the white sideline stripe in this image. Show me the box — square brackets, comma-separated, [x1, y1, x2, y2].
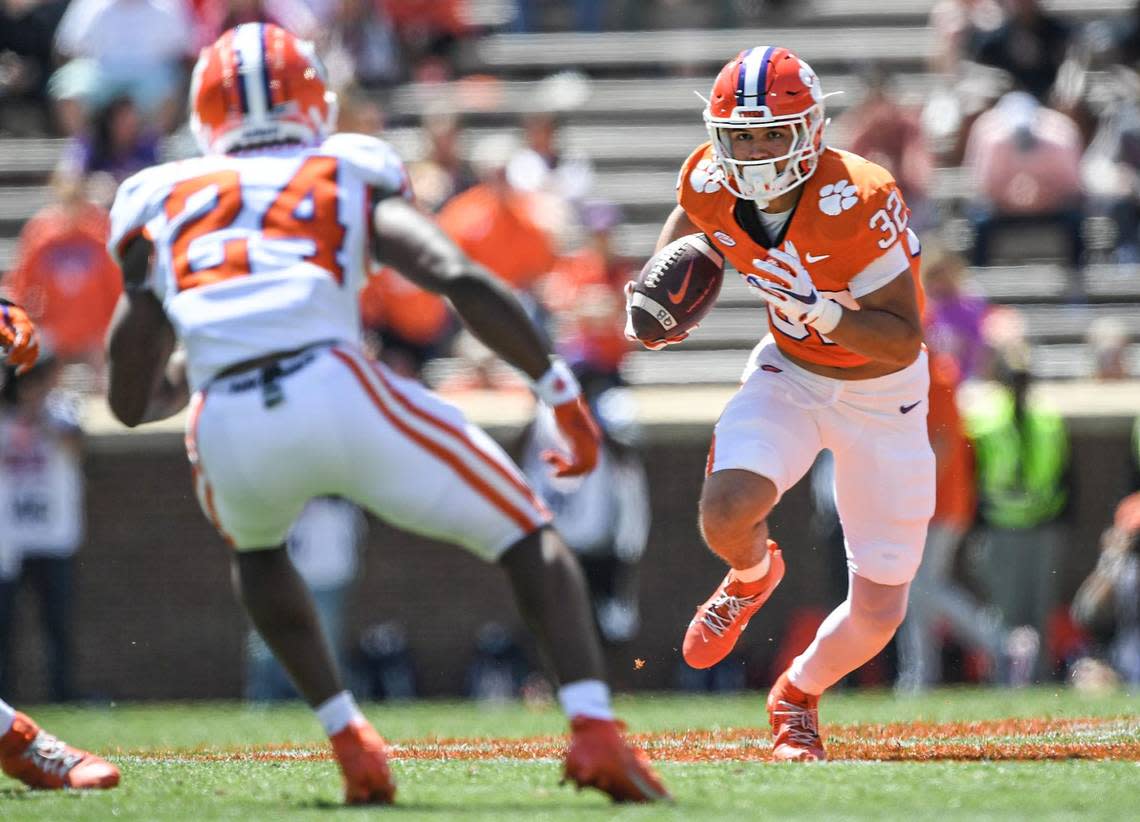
[336, 347, 544, 528]
[629, 293, 678, 330]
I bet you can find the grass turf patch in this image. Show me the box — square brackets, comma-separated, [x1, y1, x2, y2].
[2, 687, 1137, 820]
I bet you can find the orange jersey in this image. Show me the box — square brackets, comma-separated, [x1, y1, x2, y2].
[678, 144, 924, 369]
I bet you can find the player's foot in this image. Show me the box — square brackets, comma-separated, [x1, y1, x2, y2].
[563, 716, 671, 803]
[683, 540, 785, 669]
[0, 712, 120, 789]
[329, 718, 396, 805]
[767, 670, 827, 762]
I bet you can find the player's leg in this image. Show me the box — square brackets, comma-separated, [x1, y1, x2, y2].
[0, 696, 119, 789]
[329, 347, 668, 802]
[770, 354, 935, 760]
[187, 356, 395, 804]
[499, 528, 669, 802]
[768, 571, 910, 760]
[683, 343, 824, 668]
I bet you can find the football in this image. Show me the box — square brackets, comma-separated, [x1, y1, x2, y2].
[626, 233, 725, 345]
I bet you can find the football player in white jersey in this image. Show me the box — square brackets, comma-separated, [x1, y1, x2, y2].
[0, 304, 119, 791]
[104, 24, 668, 806]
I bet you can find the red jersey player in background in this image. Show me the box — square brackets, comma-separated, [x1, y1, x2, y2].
[104, 24, 667, 806]
[0, 300, 119, 791]
[633, 46, 934, 760]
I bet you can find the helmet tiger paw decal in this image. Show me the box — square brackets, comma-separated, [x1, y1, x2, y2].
[819, 180, 858, 216]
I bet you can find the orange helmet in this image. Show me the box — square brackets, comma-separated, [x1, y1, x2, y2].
[189, 23, 337, 155]
[703, 46, 827, 203]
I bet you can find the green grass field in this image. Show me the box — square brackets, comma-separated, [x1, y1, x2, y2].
[2, 688, 1137, 820]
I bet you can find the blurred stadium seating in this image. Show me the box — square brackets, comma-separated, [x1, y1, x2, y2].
[1, 2, 1138, 387]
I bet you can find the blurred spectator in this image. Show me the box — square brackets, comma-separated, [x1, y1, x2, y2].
[246, 497, 364, 701]
[1071, 491, 1140, 687]
[963, 91, 1085, 268]
[322, 0, 401, 91]
[508, 94, 595, 208]
[464, 620, 532, 702]
[1081, 68, 1140, 263]
[541, 200, 634, 389]
[520, 388, 649, 646]
[838, 63, 937, 231]
[928, 0, 1005, 77]
[56, 95, 160, 206]
[0, 355, 84, 702]
[1086, 317, 1129, 380]
[359, 267, 453, 379]
[922, 1, 1007, 164]
[5, 174, 121, 376]
[896, 353, 1020, 692]
[969, 0, 1072, 103]
[382, 0, 470, 83]
[406, 109, 477, 213]
[920, 240, 992, 381]
[0, 0, 68, 135]
[351, 620, 417, 701]
[965, 336, 1072, 682]
[49, 0, 195, 136]
[188, 0, 321, 45]
[334, 83, 386, 137]
[437, 133, 556, 318]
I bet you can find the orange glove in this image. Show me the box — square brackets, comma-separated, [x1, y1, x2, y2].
[0, 300, 39, 374]
[533, 358, 601, 478]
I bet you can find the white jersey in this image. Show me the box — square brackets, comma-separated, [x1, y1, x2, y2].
[107, 133, 411, 390]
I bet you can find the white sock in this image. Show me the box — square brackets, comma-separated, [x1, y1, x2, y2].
[316, 691, 364, 736]
[0, 699, 14, 735]
[732, 551, 771, 583]
[558, 679, 614, 721]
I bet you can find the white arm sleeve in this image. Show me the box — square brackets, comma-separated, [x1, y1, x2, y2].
[848, 240, 911, 299]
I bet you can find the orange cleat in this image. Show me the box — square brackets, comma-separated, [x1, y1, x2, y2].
[0, 712, 119, 790]
[563, 716, 671, 803]
[329, 718, 396, 805]
[682, 540, 785, 669]
[767, 670, 827, 762]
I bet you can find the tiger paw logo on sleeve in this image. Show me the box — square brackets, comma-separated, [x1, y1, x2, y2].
[818, 180, 859, 216]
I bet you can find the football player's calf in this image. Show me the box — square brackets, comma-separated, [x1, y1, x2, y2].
[0, 711, 120, 790]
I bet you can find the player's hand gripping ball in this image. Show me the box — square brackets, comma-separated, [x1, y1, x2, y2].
[624, 234, 724, 350]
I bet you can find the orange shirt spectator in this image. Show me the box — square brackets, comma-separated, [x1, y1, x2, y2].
[436, 184, 555, 292]
[928, 353, 976, 531]
[545, 247, 633, 374]
[359, 267, 451, 348]
[6, 196, 121, 364]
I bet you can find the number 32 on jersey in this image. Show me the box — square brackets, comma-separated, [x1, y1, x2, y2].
[164, 156, 347, 291]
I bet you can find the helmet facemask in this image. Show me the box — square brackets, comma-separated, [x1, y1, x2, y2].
[703, 103, 824, 205]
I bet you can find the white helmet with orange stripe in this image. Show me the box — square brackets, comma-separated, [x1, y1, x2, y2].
[189, 23, 338, 155]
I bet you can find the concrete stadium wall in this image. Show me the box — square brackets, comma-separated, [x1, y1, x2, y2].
[4, 420, 1134, 702]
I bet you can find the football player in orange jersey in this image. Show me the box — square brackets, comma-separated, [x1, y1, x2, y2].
[104, 24, 667, 805]
[633, 47, 934, 760]
[0, 303, 119, 791]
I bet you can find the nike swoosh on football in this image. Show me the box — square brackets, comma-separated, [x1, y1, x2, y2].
[900, 401, 921, 414]
[805, 252, 830, 263]
[667, 260, 695, 304]
[763, 283, 817, 306]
